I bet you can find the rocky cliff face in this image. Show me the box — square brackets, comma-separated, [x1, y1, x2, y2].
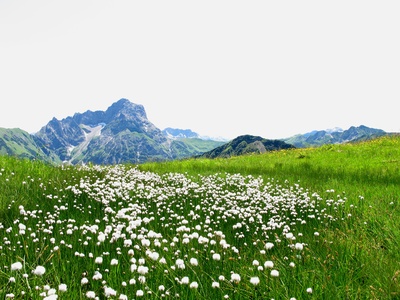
[35, 99, 176, 164]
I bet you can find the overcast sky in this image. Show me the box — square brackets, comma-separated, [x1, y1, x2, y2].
[1, 1, 399, 139]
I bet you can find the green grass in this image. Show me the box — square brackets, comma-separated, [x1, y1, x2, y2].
[0, 135, 399, 299]
[140, 135, 400, 298]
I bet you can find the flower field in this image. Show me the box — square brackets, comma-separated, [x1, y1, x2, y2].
[0, 136, 399, 299]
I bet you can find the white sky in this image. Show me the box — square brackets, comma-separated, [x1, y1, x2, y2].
[1, 1, 399, 139]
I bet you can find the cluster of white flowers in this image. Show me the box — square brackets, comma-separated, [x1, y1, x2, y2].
[0, 165, 346, 299]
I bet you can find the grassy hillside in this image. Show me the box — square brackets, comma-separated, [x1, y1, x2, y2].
[0, 135, 399, 299]
[140, 135, 400, 297]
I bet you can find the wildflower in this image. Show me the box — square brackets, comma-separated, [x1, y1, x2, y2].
[104, 286, 117, 297]
[136, 290, 144, 297]
[86, 291, 96, 299]
[264, 260, 274, 268]
[181, 276, 190, 284]
[47, 288, 56, 295]
[286, 232, 294, 239]
[190, 281, 199, 289]
[33, 266, 46, 276]
[190, 258, 198, 266]
[9, 277, 16, 283]
[81, 278, 89, 285]
[5, 294, 15, 299]
[149, 251, 159, 261]
[92, 271, 102, 280]
[230, 273, 241, 283]
[294, 243, 304, 251]
[212, 253, 221, 261]
[212, 281, 220, 288]
[159, 285, 165, 291]
[289, 262, 295, 268]
[58, 283, 67, 292]
[306, 287, 313, 293]
[270, 270, 279, 277]
[137, 265, 149, 275]
[110, 258, 118, 266]
[265, 242, 274, 250]
[138, 276, 146, 283]
[176, 259, 185, 269]
[11, 262, 23, 271]
[250, 276, 260, 285]
[95, 256, 103, 264]
[98, 233, 106, 242]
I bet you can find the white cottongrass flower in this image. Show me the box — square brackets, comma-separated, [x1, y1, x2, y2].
[230, 273, 241, 283]
[98, 233, 106, 243]
[9, 277, 16, 283]
[295, 243, 304, 251]
[190, 281, 199, 289]
[11, 262, 23, 271]
[306, 287, 313, 293]
[33, 266, 46, 276]
[58, 283, 67, 292]
[104, 286, 117, 297]
[81, 278, 89, 285]
[176, 259, 185, 269]
[212, 281, 220, 288]
[92, 271, 102, 280]
[181, 276, 190, 285]
[250, 276, 260, 286]
[286, 232, 294, 239]
[5, 294, 15, 299]
[137, 265, 149, 275]
[264, 260, 274, 268]
[136, 289, 144, 297]
[265, 242, 274, 250]
[110, 258, 118, 266]
[190, 258, 198, 266]
[86, 291, 96, 298]
[270, 269, 280, 277]
[95, 256, 103, 264]
[212, 253, 221, 261]
[47, 288, 56, 296]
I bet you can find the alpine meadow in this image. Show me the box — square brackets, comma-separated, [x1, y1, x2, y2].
[0, 135, 399, 299]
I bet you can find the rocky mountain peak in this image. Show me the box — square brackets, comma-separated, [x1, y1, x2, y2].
[105, 99, 147, 122]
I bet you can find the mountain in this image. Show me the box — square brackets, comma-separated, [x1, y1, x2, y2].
[31, 99, 223, 165]
[197, 135, 295, 159]
[283, 125, 388, 148]
[0, 128, 60, 163]
[162, 128, 200, 139]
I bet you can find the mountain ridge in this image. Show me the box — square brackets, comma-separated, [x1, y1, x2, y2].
[197, 135, 296, 159]
[0, 99, 395, 164]
[283, 125, 388, 148]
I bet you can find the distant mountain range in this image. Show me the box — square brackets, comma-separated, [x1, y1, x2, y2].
[0, 98, 395, 164]
[282, 125, 388, 148]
